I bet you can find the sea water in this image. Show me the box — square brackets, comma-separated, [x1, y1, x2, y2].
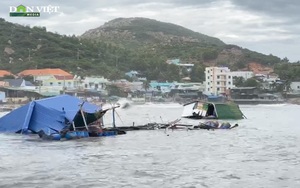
[0, 103, 300, 188]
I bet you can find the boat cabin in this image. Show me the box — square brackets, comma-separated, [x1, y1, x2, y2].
[182, 101, 244, 120]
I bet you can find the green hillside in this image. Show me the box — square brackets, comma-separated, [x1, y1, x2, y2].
[0, 17, 286, 82]
[81, 17, 282, 70]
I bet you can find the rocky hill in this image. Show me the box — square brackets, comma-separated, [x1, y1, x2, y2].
[81, 17, 224, 48]
[81, 17, 282, 70]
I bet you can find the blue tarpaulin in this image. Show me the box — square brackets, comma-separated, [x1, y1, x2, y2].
[0, 95, 101, 134]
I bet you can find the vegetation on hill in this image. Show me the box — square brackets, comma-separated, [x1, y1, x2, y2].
[82, 17, 225, 47]
[0, 17, 292, 83]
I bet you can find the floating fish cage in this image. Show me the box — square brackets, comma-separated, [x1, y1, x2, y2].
[62, 130, 118, 140]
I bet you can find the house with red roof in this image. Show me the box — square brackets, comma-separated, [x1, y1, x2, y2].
[18, 68, 72, 82]
[18, 68, 72, 77]
[0, 70, 15, 78]
[16, 68, 77, 96]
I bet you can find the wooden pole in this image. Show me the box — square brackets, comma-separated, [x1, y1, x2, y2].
[72, 121, 76, 131]
[79, 102, 89, 131]
[80, 108, 89, 131]
[112, 108, 116, 128]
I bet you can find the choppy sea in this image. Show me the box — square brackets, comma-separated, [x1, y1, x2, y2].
[1, 103, 300, 188]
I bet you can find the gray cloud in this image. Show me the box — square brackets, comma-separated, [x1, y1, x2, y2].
[231, 0, 300, 20]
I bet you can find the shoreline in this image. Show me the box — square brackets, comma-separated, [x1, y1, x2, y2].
[286, 98, 300, 105]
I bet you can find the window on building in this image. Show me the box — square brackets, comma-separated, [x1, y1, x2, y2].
[207, 82, 210, 85]
[208, 88, 210, 91]
[207, 76, 210, 79]
[217, 76, 220, 79]
[85, 84, 88, 88]
[58, 82, 61, 85]
[217, 82, 220, 85]
[208, 70, 210, 73]
[298, 86, 300, 89]
[228, 81, 231, 85]
[50, 82, 53, 86]
[221, 70, 223, 73]
[228, 76, 231, 79]
[217, 88, 220, 91]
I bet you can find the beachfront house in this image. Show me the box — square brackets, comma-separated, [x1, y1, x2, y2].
[149, 81, 174, 93]
[17, 68, 75, 96]
[42, 75, 77, 89]
[18, 68, 72, 82]
[80, 76, 109, 95]
[4, 79, 36, 91]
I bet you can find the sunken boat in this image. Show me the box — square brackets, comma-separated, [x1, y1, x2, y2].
[0, 95, 125, 140]
[181, 100, 245, 120]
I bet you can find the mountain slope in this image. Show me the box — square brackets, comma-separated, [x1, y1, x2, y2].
[81, 17, 281, 70]
[0, 17, 283, 82]
[81, 17, 225, 48]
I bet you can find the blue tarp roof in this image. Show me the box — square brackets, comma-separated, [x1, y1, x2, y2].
[0, 95, 101, 134]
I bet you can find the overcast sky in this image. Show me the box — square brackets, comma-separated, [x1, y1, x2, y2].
[2, 0, 300, 62]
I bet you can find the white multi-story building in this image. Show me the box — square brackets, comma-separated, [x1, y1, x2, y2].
[230, 71, 254, 80]
[205, 67, 234, 95]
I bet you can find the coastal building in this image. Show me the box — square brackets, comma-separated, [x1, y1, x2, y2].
[169, 82, 205, 102]
[4, 79, 36, 91]
[111, 79, 131, 92]
[125, 70, 147, 82]
[171, 82, 205, 92]
[230, 87, 284, 104]
[129, 81, 144, 92]
[0, 70, 14, 78]
[230, 87, 259, 99]
[166, 59, 194, 73]
[125, 70, 139, 78]
[205, 67, 234, 95]
[149, 81, 174, 93]
[18, 68, 72, 82]
[81, 76, 109, 91]
[0, 79, 41, 102]
[42, 75, 77, 89]
[230, 71, 254, 80]
[0, 91, 5, 102]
